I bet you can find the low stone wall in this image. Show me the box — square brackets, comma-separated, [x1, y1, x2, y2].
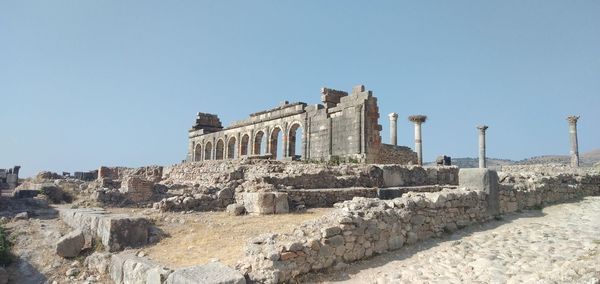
[375, 144, 418, 164]
[58, 208, 152, 252]
[238, 168, 600, 283]
[379, 165, 458, 187]
[239, 188, 490, 283]
[498, 169, 600, 213]
[284, 188, 377, 208]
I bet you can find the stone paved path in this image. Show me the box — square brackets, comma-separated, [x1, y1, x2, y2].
[314, 196, 600, 284]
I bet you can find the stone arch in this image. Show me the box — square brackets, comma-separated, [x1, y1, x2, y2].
[227, 136, 237, 159]
[254, 130, 266, 155]
[194, 143, 202, 161]
[240, 134, 250, 156]
[215, 139, 225, 160]
[269, 126, 284, 160]
[288, 122, 303, 158]
[204, 141, 213, 160]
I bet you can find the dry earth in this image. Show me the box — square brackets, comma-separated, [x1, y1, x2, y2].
[305, 196, 600, 284]
[109, 208, 333, 268]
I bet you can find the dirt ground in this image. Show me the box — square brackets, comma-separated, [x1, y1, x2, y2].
[110, 208, 333, 268]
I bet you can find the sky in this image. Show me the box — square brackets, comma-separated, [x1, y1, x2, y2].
[1, 1, 599, 177]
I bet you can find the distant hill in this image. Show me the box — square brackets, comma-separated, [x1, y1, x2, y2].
[427, 148, 600, 168]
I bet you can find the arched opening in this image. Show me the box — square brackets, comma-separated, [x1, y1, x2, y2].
[215, 139, 225, 160]
[227, 137, 237, 159]
[194, 143, 202, 161]
[204, 142, 213, 160]
[240, 134, 250, 156]
[269, 127, 284, 160]
[254, 131, 266, 155]
[288, 123, 303, 159]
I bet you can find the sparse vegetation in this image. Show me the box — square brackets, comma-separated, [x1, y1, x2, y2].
[0, 225, 14, 265]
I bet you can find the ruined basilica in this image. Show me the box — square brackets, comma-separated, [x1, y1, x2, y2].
[187, 85, 417, 164]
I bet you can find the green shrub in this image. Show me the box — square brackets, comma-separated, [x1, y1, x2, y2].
[0, 225, 14, 265]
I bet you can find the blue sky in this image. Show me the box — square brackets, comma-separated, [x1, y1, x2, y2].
[1, 1, 599, 177]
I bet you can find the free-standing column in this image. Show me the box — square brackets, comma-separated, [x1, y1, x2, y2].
[567, 115, 580, 167]
[388, 113, 399, 145]
[408, 115, 427, 165]
[477, 125, 488, 168]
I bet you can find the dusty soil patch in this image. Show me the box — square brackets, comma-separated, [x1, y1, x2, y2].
[111, 208, 333, 268]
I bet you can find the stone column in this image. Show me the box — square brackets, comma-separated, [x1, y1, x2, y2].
[477, 125, 488, 168]
[388, 113, 398, 145]
[567, 115, 580, 167]
[408, 115, 427, 166]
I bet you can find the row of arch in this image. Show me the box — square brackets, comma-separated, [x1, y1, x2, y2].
[193, 123, 303, 161]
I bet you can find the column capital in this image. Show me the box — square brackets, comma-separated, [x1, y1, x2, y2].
[567, 115, 579, 124]
[408, 114, 427, 124]
[477, 125, 489, 131]
[388, 112, 399, 120]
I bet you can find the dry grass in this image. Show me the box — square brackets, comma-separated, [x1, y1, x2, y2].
[142, 208, 332, 267]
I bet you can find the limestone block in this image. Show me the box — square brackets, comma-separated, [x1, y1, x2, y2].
[243, 192, 274, 215]
[166, 262, 245, 284]
[99, 215, 150, 252]
[459, 168, 499, 216]
[244, 192, 289, 215]
[110, 253, 171, 284]
[55, 229, 85, 258]
[273, 192, 289, 214]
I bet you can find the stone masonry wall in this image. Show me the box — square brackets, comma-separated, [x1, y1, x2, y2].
[239, 188, 489, 283]
[498, 165, 600, 213]
[238, 168, 600, 283]
[375, 144, 418, 165]
[284, 188, 377, 208]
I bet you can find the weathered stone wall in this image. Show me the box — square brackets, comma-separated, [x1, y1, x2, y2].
[375, 144, 418, 165]
[98, 166, 163, 183]
[239, 188, 489, 283]
[284, 188, 377, 208]
[187, 85, 398, 164]
[238, 168, 600, 283]
[498, 166, 600, 213]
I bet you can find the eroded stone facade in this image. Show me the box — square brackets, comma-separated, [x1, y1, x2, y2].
[187, 85, 417, 164]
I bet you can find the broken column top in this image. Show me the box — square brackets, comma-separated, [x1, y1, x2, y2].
[408, 115, 427, 123]
[567, 115, 579, 124]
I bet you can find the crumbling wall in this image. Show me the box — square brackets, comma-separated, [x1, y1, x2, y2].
[376, 144, 418, 164]
[239, 188, 489, 283]
[239, 168, 600, 283]
[498, 165, 600, 213]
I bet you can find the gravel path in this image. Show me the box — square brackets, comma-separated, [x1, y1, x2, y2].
[314, 196, 600, 284]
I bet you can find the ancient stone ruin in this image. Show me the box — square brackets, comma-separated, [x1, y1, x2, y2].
[187, 85, 417, 164]
[0, 166, 20, 190]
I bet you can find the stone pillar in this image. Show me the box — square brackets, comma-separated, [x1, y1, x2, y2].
[477, 125, 488, 168]
[567, 115, 580, 167]
[408, 115, 427, 166]
[388, 113, 398, 145]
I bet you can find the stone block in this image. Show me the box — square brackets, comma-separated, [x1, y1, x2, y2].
[226, 204, 245, 216]
[110, 253, 171, 284]
[244, 192, 289, 215]
[166, 262, 245, 284]
[55, 229, 85, 258]
[243, 192, 274, 215]
[273, 192, 289, 214]
[459, 168, 499, 216]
